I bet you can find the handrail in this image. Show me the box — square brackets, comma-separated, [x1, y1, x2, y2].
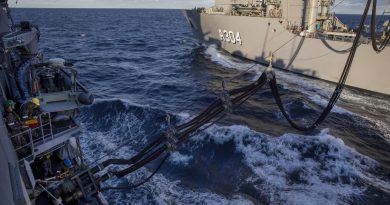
[8, 112, 74, 162]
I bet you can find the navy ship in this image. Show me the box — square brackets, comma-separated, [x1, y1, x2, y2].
[183, 0, 390, 95]
[1, 1, 389, 204]
[0, 1, 109, 204]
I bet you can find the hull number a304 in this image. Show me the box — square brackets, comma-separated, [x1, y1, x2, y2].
[218, 29, 242, 45]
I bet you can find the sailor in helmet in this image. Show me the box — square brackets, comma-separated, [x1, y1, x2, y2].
[3, 100, 22, 135]
[3, 100, 28, 156]
[20, 97, 42, 121]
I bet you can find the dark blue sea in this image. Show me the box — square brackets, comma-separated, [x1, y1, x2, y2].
[13, 9, 390, 205]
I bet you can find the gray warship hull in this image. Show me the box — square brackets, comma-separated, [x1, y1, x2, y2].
[0, 1, 107, 204]
[183, 10, 390, 96]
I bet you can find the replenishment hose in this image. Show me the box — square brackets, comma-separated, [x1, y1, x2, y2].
[269, 0, 372, 131]
[97, 0, 389, 191]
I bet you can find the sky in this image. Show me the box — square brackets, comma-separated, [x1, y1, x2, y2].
[8, 0, 390, 14]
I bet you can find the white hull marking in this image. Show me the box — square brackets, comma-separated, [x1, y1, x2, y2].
[219, 29, 242, 45]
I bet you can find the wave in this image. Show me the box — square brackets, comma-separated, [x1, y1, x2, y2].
[78, 99, 390, 205]
[102, 167, 255, 205]
[194, 125, 390, 205]
[204, 45, 263, 78]
[202, 45, 390, 141]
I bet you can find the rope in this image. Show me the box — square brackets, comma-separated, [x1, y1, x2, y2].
[332, 0, 347, 10]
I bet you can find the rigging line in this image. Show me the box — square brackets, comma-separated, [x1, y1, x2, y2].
[332, 0, 346, 11]
[371, 0, 390, 53]
[221, 0, 350, 84]
[269, 0, 372, 131]
[100, 154, 169, 191]
[271, 0, 349, 56]
[93, 0, 384, 187]
[285, 36, 306, 69]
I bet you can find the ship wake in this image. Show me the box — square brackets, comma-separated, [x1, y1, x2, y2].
[78, 99, 390, 205]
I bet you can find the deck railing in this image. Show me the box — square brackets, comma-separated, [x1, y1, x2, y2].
[9, 112, 74, 162]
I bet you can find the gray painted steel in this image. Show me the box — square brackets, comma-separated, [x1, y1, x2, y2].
[0, 115, 18, 205]
[183, 8, 390, 96]
[0, 1, 102, 204]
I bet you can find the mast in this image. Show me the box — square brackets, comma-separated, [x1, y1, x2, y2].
[0, 0, 11, 35]
[307, 0, 319, 33]
[320, 0, 331, 18]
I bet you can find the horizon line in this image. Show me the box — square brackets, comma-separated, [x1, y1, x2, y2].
[10, 7, 379, 15]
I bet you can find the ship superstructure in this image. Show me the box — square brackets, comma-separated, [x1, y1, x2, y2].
[183, 0, 390, 95]
[0, 1, 109, 204]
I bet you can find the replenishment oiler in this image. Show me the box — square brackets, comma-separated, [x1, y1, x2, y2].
[1, 0, 390, 205]
[183, 0, 390, 95]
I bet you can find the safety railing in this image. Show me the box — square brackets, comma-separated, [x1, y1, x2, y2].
[9, 112, 74, 162]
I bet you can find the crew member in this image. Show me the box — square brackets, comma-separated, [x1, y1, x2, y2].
[21, 97, 42, 121]
[42, 154, 53, 178]
[3, 100, 22, 135]
[3, 100, 28, 155]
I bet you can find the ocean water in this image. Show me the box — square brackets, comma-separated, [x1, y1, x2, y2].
[12, 9, 390, 205]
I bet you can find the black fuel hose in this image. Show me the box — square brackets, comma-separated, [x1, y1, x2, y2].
[100, 154, 170, 191]
[92, 0, 388, 191]
[371, 0, 390, 53]
[95, 73, 269, 181]
[269, 0, 372, 131]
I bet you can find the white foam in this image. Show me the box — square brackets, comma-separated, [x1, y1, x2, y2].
[79, 99, 257, 204]
[308, 95, 355, 115]
[79, 100, 153, 166]
[204, 45, 262, 74]
[203, 46, 390, 141]
[103, 169, 254, 205]
[93, 98, 152, 110]
[79, 97, 390, 204]
[192, 125, 389, 205]
[175, 112, 191, 122]
[169, 152, 193, 166]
